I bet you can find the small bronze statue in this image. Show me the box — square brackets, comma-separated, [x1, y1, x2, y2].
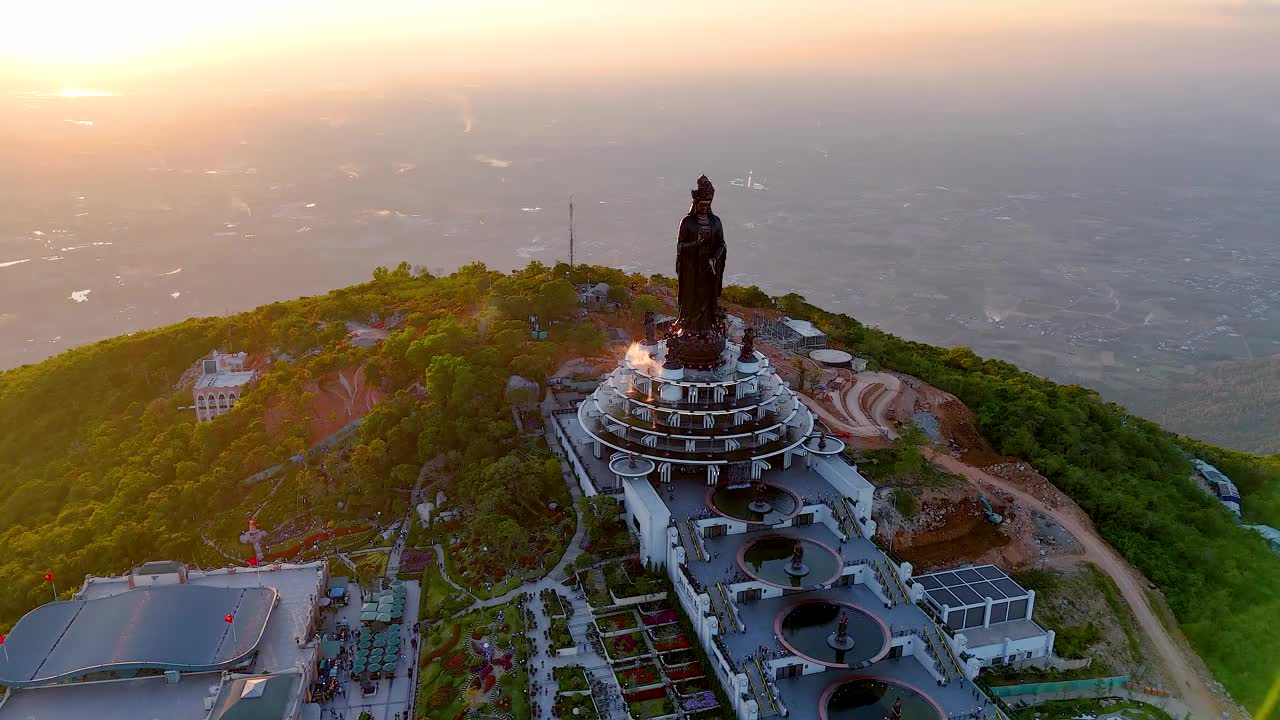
[790, 540, 805, 570]
[642, 310, 657, 345]
[836, 610, 849, 644]
[739, 326, 756, 362]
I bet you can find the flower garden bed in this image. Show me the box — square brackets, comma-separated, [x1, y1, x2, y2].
[641, 608, 678, 626]
[596, 611, 638, 633]
[664, 663, 705, 681]
[658, 650, 697, 668]
[679, 690, 719, 714]
[647, 623, 683, 640]
[553, 664, 589, 693]
[652, 634, 691, 653]
[627, 695, 676, 720]
[607, 631, 649, 661]
[398, 548, 434, 574]
[614, 663, 661, 690]
[673, 677, 712, 695]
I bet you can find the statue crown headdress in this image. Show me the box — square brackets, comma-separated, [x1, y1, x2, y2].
[691, 174, 715, 202]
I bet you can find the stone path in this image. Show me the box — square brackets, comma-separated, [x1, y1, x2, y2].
[526, 585, 629, 720]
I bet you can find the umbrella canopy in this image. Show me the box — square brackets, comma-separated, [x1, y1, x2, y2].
[352, 661, 366, 674]
[377, 612, 393, 623]
[359, 611, 377, 622]
[362, 602, 379, 612]
[373, 636, 386, 648]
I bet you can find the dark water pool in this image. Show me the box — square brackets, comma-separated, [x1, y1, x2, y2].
[741, 536, 839, 588]
[779, 602, 886, 667]
[825, 680, 941, 720]
[710, 483, 798, 524]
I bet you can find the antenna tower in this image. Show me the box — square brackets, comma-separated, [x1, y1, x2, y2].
[568, 194, 575, 268]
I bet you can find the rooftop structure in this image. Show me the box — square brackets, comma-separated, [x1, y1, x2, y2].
[194, 350, 257, 423]
[0, 585, 276, 687]
[1192, 459, 1242, 515]
[0, 561, 326, 720]
[749, 314, 828, 351]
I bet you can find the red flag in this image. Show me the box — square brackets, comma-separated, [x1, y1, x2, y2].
[0, 633, 6, 645]
[248, 557, 258, 567]
[43, 571, 53, 583]
[224, 613, 234, 624]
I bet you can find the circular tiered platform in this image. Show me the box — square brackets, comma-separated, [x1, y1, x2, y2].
[577, 338, 815, 484]
[775, 601, 890, 669]
[819, 677, 944, 720]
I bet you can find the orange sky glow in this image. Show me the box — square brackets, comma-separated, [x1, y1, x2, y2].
[1, 1, 1275, 95]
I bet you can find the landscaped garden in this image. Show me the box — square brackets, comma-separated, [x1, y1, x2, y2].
[596, 610, 638, 633]
[615, 663, 662, 690]
[419, 562, 472, 621]
[652, 633, 691, 653]
[553, 664, 589, 692]
[414, 600, 528, 720]
[604, 559, 666, 601]
[607, 631, 649, 661]
[626, 693, 675, 720]
[549, 616, 575, 651]
[351, 549, 390, 584]
[555, 691, 600, 720]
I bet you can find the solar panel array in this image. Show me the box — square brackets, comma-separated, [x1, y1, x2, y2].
[914, 565, 1032, 632]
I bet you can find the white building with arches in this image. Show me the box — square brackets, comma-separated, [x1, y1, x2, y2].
[193, 351, 256, 422]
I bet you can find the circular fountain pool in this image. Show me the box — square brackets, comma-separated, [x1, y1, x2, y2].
[775, 601, 889, 668]
[820, 678, 943, 720]
[708, 483, 800, 524]
[738, 534, 842, 588]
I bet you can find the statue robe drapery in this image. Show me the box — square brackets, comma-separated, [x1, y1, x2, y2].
[675, 211, 726, 334]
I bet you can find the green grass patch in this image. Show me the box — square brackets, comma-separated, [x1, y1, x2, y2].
[1083, 564, 1142, 661]
[628, 696, 674, 720]
[1013, 697, 1176, 720]
[550, 616, 574, 651]
[553, 664, 589, 692]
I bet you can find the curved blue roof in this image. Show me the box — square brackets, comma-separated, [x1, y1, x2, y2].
[0, 584, 276, 688]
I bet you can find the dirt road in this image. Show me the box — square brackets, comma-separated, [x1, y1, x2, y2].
[927, 450, 1235, 720]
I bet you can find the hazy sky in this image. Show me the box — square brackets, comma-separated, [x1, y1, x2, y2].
[3, 1, 1278, 97]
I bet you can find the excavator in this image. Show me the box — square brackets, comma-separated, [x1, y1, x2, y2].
[977, 493, 1003, 525]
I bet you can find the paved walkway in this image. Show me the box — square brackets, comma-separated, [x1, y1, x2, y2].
[526, 585, 628, 720]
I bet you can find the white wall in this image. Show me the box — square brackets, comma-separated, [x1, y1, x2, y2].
[814, 456, 874, 522]
[624, 477, 670, 568]
[553, 412, 598, 497]
[958, 628, 1056, 668]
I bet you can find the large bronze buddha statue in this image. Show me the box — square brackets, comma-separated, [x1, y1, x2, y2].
[667, 175, 728, 369]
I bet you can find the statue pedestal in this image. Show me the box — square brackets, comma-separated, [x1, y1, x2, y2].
[666, 330, 726, 371]
[784, 562, 810, 578]
[826, 633, 855, 651]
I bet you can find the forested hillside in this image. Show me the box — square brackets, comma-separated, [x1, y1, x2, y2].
[0, 261, 629, 629]
[740, 289, 1280, 713]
